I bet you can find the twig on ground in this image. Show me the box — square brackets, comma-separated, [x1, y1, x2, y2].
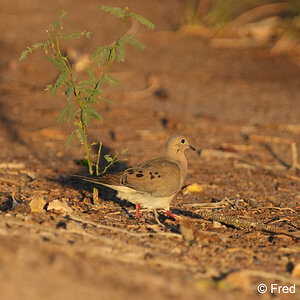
[200, 149, 277, 170]
[192, 209, 300, 239]
[290, 142, 300, 171]
[252, 206, 296, 213]
[248, 135, 300, 171]
[202, 138, 300, 175]
[284, 174, 300, 182]
[184, 202, 226, 209]
[0, 162, 25, 169]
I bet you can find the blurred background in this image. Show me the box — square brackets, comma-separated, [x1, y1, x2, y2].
[0, 1, 299, 300]
[1, 0, 299, 166]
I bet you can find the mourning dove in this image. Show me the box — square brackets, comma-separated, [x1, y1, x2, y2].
[75, 135, 195, 223]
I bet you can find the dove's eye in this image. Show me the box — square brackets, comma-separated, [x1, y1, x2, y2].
[181, 139, 186, 144]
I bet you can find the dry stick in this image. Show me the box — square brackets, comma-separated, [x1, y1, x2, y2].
[248, 134, 300, 171]
[0, 162, 25, 169]
[253, 206, 296, 213]
[96, 141, 102, 176]
[285, 174, 300, 182]
[221, 2, 289, 33]
[202, 144, 300, 177]
[201, 149, 284, 171]
[193, 209, 300, 239]
[290, 142, 300, 171]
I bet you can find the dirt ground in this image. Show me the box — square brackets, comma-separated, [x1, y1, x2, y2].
[0, 1, 299, 299]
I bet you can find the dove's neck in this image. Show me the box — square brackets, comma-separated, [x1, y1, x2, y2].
[166, 150, 188, 186]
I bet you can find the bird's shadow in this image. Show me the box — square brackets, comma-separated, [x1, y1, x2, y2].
[53, 142, 139, 218]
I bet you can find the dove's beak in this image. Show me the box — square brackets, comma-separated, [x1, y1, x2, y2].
[189, 145, 196, 151]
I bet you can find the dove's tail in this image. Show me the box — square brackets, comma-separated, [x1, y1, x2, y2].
[72, 174, 122, 187]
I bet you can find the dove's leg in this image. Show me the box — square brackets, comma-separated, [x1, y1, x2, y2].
[166, 210, 176, 220]
[154, 209, 164, 227]
[136, 203, 140, 219]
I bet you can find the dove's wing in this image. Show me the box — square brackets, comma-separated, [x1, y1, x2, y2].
[119, 157, 182, 197]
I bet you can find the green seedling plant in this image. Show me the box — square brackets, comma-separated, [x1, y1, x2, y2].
[19, 5, 154, 175]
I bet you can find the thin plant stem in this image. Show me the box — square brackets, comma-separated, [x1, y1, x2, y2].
[96, 141, 102, 176]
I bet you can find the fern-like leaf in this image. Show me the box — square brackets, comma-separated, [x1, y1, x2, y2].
[51, 10, 67, 29]
[103, 74, 120, 86]
[100, 97, 115, 105]
[90, 46, 111, 66]
[128, 12, 154, 29]
[51, 72, 68, 95]
[116, 38, 126, 62]
[66, 129, 77, 145]
[62, 30, 87, 41]
[85, 105, 103, 121]
[100, 5, 126, 18]
[104, 154, 113, 162]
[76, 126, 87, 143]
[57, 101, 75, 124]
[87, 68, 96, 82]
[46, 56, 67, 72]
[19, 49, 31, 61]
[123, 34, 146, 50]
[64, 84, 73, 100]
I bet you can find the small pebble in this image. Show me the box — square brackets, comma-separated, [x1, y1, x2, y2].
[213, 221, 222, 228]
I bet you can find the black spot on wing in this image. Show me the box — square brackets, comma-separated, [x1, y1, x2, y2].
[136, 173, 143, 178]
[127, 169, 134, 175]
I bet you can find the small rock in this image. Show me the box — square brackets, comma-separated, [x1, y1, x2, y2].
[47, 199, 73, 215]
[29, 197, 46, 213]
[242, 17, 280, 43]
[271, 36, 297, 56]
[183, 183, 203, 195]
[213, 221, 222, 228]
[179, 218, 196, 241]
[292, 263, 300, 278]
[225, 271, 251, 290]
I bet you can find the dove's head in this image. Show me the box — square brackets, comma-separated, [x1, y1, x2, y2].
[167, 135, 195, 158]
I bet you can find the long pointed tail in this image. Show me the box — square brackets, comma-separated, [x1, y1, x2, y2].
[72, 174, 121, 187]
[72, 174, 105, 185]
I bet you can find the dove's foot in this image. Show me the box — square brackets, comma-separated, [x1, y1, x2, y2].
[136, 203, 140, 219]
[166, 210, 176, 220]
